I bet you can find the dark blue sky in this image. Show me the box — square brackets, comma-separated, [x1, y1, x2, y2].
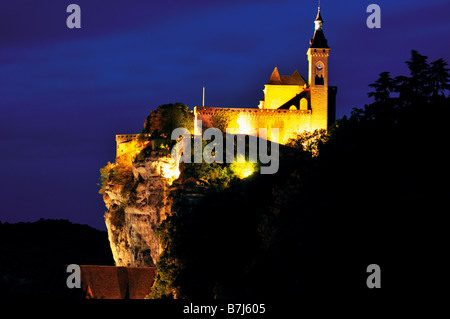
[1, 0, 449, 230]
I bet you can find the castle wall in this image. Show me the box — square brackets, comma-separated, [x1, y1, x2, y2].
[116, 134, 150, 160]
[194, 106, 312, 144]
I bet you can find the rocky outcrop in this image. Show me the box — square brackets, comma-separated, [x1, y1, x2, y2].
[103, 151, 178, 267]
[103, 146, 209, 267]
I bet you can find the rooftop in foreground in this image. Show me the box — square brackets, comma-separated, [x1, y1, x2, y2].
[80, 265, 155, 299]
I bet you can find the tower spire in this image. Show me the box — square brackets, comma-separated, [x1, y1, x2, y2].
[310, 4, 328, 48]
[315, 3, 323, 29]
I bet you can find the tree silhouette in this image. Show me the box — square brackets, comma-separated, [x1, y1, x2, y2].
[368, 71, 395, 104]
[428, 58, 450, 100]
[405, 49, 430, 99]
[369, 50, 450, 111]
[392, 75, 411, 107]
[366, 71, 396, 121]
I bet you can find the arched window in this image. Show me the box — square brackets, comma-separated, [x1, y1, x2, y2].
[300, 98, 308, 110]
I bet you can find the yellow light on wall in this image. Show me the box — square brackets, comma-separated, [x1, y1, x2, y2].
[116, 139, 149, 167]
[230, 156, 257, 179]
[237, 115, 255, 136]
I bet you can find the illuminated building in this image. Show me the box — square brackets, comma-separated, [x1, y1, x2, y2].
[194, 6, 337, 144]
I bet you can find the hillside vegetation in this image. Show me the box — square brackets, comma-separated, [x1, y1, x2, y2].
[148, 50, 449, 299]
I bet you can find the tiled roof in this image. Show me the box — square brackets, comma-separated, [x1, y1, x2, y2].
[80, 265, 155, 299]
[268, 68, 307, 86]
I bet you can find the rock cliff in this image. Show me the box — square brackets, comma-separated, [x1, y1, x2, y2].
[102, 141, 208, 267]
[103, 147, 179, 267]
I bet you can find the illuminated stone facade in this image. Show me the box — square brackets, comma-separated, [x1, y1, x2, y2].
[194, 106, 313, 144]
[194, 6, 337, 144]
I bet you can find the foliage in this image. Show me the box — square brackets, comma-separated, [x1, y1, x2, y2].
[179, 135, 261, 187]
[368, 50, 450, 108]
[183, 161, 233, 187]
[429, 58, 450, 98]
[148, 134, 266, 298]
[147, 215, 184, 299]
[367, 71, 394, 103]
[285, 129, 329, 157]
[98, 161, 134, 196]
[99, 162, 115, 195]
[135, 139, 177, 162]
[142, 103, 194, 138]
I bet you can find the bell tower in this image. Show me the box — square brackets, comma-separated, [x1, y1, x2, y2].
[307, 4, 331, 131]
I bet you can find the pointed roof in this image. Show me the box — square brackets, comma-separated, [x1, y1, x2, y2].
[310, 29, 329, 48]
[310, 6, 329, 48]
[268, 67, 282, 84]
[315, 8, 323, 22]
[268, 68, 307, 86]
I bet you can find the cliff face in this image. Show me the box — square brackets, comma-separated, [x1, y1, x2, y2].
[102, 139, 209, 268]
[103, 150, 179, 267]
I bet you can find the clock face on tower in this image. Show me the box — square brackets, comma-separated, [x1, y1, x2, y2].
[316, 63, 323, 71]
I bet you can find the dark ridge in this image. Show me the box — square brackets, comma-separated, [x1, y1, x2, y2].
[0, 218, 114, 299]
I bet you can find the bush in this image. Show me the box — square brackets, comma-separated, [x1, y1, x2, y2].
[142, 103, 194, 138]
[98, 161, 134, 196]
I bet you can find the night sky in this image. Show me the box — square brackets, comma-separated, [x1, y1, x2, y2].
[1, 0, 449, 230]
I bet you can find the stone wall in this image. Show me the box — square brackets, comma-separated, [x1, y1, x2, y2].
[194, 106, 313, 144]
[116, 134, 150, 158]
